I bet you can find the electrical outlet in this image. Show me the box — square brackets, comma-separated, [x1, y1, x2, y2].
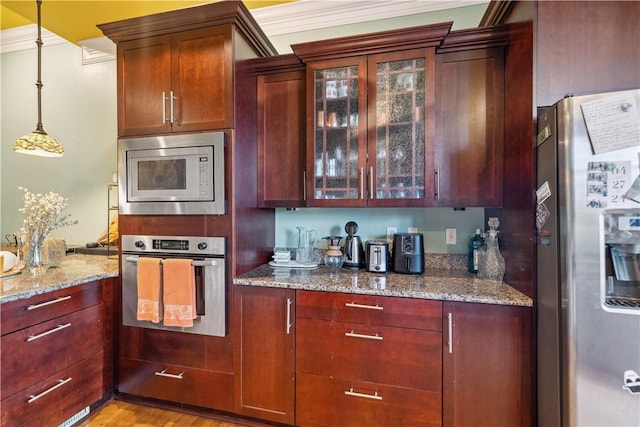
[408, 227, 418, 233]
[386, 227, 397, 242]
[445, 228, 457, 245]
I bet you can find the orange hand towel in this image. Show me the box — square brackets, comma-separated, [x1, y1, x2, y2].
[137, 257, 162, 323]
[162, 258, 197, 327]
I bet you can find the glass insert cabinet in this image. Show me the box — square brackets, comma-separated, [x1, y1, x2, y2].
[306, 49, 436, 207]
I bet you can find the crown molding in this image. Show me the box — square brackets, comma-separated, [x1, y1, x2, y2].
[2, 0, 488, 61]
[1, 24, 66, 54]
[251, 0, 488, 36]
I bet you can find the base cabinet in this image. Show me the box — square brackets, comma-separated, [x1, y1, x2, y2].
[443, 302, 532, 427]
[295, 291, 443, 427]
[234, 286, 295, 425]
[0, 281, 108, 427]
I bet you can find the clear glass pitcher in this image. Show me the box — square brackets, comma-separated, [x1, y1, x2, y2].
[296, 226, 318, 264]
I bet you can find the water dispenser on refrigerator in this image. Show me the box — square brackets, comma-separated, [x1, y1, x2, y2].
[603, 209, 640, 312]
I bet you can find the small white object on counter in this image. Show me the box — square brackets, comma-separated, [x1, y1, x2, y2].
[0, 251, 18, 272]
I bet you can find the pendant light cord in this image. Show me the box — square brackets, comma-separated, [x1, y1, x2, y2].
[35, 0, 45, 134]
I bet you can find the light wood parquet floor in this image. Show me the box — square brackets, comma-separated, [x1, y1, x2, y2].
[77, 400, 250, 427]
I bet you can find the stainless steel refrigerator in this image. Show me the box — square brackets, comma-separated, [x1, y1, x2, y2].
[536, 89, 640, 426]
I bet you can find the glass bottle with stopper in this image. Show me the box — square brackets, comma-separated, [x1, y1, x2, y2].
[478, 217, 506, 282]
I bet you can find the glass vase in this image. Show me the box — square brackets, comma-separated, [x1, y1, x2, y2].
[23, 231, 48, 277]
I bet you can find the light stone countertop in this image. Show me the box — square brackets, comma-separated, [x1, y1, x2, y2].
[0, 254, 119, 304]
[234, 263, 533, 307]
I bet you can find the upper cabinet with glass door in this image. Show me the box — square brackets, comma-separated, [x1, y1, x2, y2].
[293, 23, 451, 207]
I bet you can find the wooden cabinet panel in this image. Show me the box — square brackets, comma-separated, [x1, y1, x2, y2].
[116, 26, 232, 136]
[0, 281, 102, 335]
[257, 67, 306, 208]
[171, 26, 233, 132]
[1, 304, 103, 400]
[117, 36, 172, 136]
[435, 47, 504, 207]
[443, 302, 532, 427]
[296, 290, 442, 331]
[233, 286, 294, 424]
[297, 317, 441, 391]
[118, 357, 233, 412]
[296, 372, 442, 427]
[1, 351, 103, 427]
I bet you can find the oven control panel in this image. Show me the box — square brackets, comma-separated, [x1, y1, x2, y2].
[121, 235, 225, 257]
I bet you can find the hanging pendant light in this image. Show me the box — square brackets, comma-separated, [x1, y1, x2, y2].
[13, 0, 64, 157]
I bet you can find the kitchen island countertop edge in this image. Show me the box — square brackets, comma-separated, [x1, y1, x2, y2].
[0, 254, 119, 304]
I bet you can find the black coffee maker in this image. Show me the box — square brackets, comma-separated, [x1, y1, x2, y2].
[392, 233, 425, 274]
[343, 221, 364, 268]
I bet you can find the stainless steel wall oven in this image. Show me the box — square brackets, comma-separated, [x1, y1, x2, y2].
[121, 235, 226, 337]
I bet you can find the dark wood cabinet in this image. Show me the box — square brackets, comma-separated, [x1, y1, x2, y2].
[0, 281, 108, 427]
[292, 23, 451, 208]
[443, 301, 532, 427]
[253, 55, 306, 208]
[435, 31, 506, 208]
[117, 326, 234, 412]
[116, 26, 232, 137]
[295, 290, 443, 427]
[233, 286, 295, 424]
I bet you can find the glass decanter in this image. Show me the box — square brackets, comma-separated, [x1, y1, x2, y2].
[478, 217, 506, 282]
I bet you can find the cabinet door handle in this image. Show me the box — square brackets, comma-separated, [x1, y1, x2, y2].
[345, 302, 383, 311]
[447, 312, 453, 354]
[170, 90, 176, 124]
[302, 171, 307, 201]
[369, 166, 374, 199]
[27, 378, 72, 403]
[345, 331, 383, 341]
[434, 167, 440, 200]
[359, 167, 365, 199]
[27, 295, 71, 310]
[154, 369, 184, 380]
[162, 91, 168, 124]
[286, 298, 293, 335]
[344, 387, 383, 401]
[27, 323, 72, 342]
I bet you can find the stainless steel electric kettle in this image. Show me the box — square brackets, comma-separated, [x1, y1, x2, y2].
[343, 221, 364, 268]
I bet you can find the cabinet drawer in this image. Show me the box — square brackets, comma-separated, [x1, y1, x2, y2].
[118, 357, 233, 412]
[297, 317, 441, 391]
[1, 352, 103, 427]
[296, 372, 441, 427]
[1, 281, 102, 335]
[297, 290, 442, 331]
[1, 304, 103, 400]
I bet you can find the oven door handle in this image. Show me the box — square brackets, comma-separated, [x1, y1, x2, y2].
[125, 256, 218, 267]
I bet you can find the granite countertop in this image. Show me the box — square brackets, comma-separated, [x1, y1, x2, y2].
[0, 254, 119, 304]
[234, 263, 532, 307]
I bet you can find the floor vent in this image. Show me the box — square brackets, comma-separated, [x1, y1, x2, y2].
[59, 406, 90, 427]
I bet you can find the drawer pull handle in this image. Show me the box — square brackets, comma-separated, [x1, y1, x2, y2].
[345, 331, 383, 341]
[155, 369, 184, 380]
[27, 295, 71, 310]
[344, 387, 382, 401]
[28, 377, 72, 403]
[344, 302, 383, 311]
[27, 323, 71, 342]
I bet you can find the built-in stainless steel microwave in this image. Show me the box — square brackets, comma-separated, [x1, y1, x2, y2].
[118, 132, 225, 215]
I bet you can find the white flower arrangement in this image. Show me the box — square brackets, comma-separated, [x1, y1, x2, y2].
[19, 187, 78, 240]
